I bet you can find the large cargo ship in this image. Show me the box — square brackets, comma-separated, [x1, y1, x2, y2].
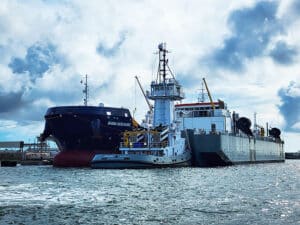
[175, 80, 285, 166]
[41, 106, 134, 167]
[40, 74, 136, 167]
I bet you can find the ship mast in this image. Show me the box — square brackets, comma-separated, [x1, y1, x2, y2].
[81, 74, 89, 106]
[148, 43, 184, 126]
[157, 43, 168, 83]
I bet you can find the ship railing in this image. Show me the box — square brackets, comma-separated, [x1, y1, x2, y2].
[120, 141, 167, 149]
[227, 132, 282, 143]
[120, 149, 164, 156]
[177, 110, 224, 118]
[193, 128, 226, 135]
[192, 130, 279, 142]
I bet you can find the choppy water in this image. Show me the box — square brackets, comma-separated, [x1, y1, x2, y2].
[0, 161, 299, 225]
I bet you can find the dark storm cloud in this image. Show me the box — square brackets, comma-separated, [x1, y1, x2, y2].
[278, 81, 300, 132]
[29, 86, 81, 104]
[0, 102, 47, 123]
[0, 89, 49, 122]
[8, 42, 63, 81]
[97, 32, 127, 57]
[0, 91, 25, 113]
[209, 1, 283, 71]
[270, 41, 298, 65]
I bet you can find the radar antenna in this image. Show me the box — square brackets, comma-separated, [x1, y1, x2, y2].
[156, 43, 176, 83]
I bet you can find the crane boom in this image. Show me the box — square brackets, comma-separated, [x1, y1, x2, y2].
[202, 78, 215, 110]
[135, 76, 153, 112]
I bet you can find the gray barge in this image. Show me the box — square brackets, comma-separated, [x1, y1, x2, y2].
[186, 131, 284, 166]
[285, 151, 300, 159]
[175, 79, 285, 167]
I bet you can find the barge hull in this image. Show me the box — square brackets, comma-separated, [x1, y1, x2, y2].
[187, 131, 285, 167]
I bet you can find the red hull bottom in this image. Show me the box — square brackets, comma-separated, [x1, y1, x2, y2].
[53, 150, 116, 167]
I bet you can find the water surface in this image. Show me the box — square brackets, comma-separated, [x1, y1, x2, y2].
[0, 160, 299, 224]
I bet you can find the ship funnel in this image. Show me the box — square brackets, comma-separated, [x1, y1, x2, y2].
[236, 117, 253, 136]
[269, 128, 281, 139]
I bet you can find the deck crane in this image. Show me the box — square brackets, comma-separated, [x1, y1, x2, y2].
[202, 78, 215, 110]
[135, 76, 153, 113]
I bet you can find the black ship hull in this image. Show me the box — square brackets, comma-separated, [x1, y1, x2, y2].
[41, 106, 133, 167]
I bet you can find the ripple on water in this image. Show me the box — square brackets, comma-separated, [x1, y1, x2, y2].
[0, 162, 299, 224]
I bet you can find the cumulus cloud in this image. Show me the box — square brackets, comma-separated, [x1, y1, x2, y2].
[0, 87, 52, 123]
[290, 0, 300, 15]
[8, 42, 65, 82]
[0, 0, 299, 150]
[1, 40, 74, 124]
[278, 81, 300, 132]
[291, 122, 300, 130]
[208, 1, 284, 71]
[270, 41, 298, 65]
[0, 91, 25, 113]
[97, 31, 127, 57]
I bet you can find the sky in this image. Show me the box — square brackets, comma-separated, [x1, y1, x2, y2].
[0, 0, 299, 151]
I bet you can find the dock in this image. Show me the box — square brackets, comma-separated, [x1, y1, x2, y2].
[0, 141, 23, 166]
[0, 141, 57, 166]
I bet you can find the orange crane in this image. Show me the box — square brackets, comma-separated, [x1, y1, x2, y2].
[202, 78, 215, 110]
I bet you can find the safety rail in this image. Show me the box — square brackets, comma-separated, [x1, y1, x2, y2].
[120, 141, 168, 149]
[193, 131, 283, 143]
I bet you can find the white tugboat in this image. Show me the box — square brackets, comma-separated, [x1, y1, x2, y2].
[91, 43, 191, 169]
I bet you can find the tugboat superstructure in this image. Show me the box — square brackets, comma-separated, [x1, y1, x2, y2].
[91, 43, 191, 169]
[149, 43, 184, 126]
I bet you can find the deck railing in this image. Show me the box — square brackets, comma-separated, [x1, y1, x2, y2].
[120, 141, 168, 149]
